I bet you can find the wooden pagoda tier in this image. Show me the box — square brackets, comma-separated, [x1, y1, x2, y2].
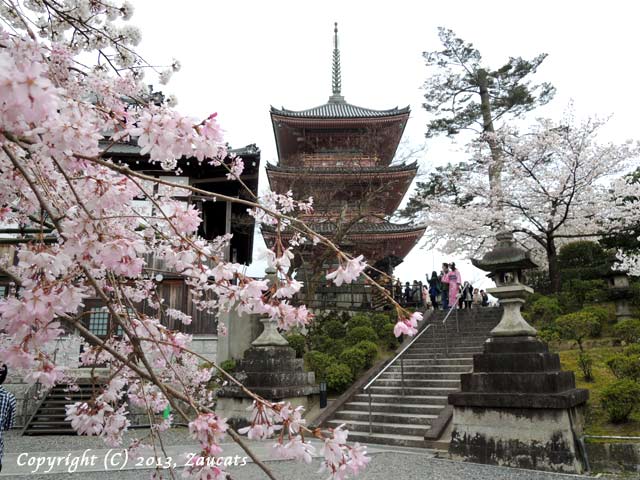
[263, 23, 424, 270]
[262, 222, 426, 267]
[265, 162, 417, 217]
[270, 106, 409, 168]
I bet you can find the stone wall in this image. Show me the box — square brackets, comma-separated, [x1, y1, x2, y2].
[449, 406, 585, 473]
[3, 374, 37, 429]
[190, 334, 218, 363]
[586, 441, 640, 472]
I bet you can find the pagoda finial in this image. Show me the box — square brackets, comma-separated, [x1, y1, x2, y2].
[329, 22, 345, 103]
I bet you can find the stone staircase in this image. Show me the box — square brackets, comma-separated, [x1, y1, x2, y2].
[325, 308, 502, 447]
[23, 381, 102, 435]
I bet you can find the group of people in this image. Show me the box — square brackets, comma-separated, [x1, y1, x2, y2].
[394, 263, 490, 310]
[427, 263, 489, 310]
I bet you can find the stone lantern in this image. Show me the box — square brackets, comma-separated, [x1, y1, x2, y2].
[215, 267, 319, 428]
[471, 231, 538, 337]
[605, 269, 634, 322]
[448, 231, 589, 474]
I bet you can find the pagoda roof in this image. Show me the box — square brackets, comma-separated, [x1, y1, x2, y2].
[265, 162, 417, 175]
[270, 102, 410, 120]
[264, 221, 425, 236]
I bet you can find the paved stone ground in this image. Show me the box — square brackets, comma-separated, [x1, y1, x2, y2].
[1, 429, 637, 479]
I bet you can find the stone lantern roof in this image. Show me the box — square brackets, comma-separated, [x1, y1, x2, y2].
[471, 231, 538, 274]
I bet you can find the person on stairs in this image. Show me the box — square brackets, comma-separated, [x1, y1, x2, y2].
[427, 271, 440, 310]
[439, 263, 450, 310]
[0, 365, 16, 473]
[443, 262, 462, 309]
[462, 281, 474, 309]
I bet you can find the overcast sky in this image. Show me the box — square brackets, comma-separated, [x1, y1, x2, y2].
[132, 0, 639, 288]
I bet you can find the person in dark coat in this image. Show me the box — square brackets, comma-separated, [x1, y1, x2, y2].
[427, 271, 440, 310]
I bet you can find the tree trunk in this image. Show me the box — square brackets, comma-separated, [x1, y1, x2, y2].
[477, 69, 505, 230]
[546, 235, 561, 293]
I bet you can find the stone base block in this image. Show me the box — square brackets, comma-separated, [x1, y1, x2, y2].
[216, 395, 317, 430]
[449, 406, 586, 474]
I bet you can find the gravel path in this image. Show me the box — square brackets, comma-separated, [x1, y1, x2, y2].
[2, 452, 636, 479]
[2, 429, 637, 479]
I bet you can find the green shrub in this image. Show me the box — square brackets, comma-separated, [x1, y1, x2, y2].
[606, 354, 640, 381]
[524, 296, 562, 326]
[562, 279, 610, 306]
[285, 333, 306, 358]
[309, 333, 333, 353]
[556, 311, 601, 351]
[578, 352, 594, 382]
[624, 343, 640, 356]
[601, 379, 640, 423]
[346, 326, 378, 345]
[538, 327, 561, 344]
[371, 313, 393, 332]
[347, 314, 373, 331]
[558, 241, 608, 271]
[582, 304, 615, 325]
[326, 339, 346, 359]
[354, 340, 378, 367]
[326, 363, 353, 393]
[339, 347, 367, 376]
[380, 323, 400, 350]
[219, 359, 236, 373]
[304, 351, 335, 381]
[613, 319, 640, 344]
[323, 318, 347, 339]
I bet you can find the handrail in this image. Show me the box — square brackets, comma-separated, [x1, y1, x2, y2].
[363, 322, 433, 392]
[440, 296, 461, 327]
[362, 315, 435, 434]
[362, 299, 463, 434]
[442, 294, 462, 356]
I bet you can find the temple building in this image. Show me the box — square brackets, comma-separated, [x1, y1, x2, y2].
[264, 24, 425, 282]
[0, 140, 261, 432]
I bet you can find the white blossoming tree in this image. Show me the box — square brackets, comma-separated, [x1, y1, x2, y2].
[0, 1, 424, 478]
[401, 116, 640, 292]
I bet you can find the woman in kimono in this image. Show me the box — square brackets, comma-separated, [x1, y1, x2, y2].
[444, 262, 462, 308]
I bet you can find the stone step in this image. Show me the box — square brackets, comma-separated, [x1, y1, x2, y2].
[367, 386, 458, 396]
[344, 431, 426, 448]
[46, 393, 94, 400]
[372, 379, 460, 388]
[379, 372, 465, 380]
[407, 345, 484, 352]
[404, 352, 482, 359]
[334, 410, 438, 425]
[23, 428, 76, 436]
[327, 419, 430, 437]
[388, 357, 474, 366]
[343, 402, 444, 415]
[413, 336, 489, 344]
[353, 394, 448, 405]
[39, 399, 75, 405]
[32, 413, 68, 419]
[385, 365, 472, 373]
[25, 420, 70, 427]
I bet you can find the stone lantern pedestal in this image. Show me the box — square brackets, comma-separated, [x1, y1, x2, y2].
[215, 316, 318, 428]
[448, 232, 589, 473]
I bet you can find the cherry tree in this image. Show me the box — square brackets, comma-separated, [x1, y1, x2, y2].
[422, 27, 554, 225]
[0, 1, 423, 478]
[402, 115, 640, 292]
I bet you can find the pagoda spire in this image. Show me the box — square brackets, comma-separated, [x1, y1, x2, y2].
[329, 22, 345, 104]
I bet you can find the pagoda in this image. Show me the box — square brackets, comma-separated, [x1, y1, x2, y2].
[264, 24, 424, 276]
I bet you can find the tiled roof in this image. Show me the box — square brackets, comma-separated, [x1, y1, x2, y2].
[270, 101, 410, 119]
[263, 221, 425, 235]
[99, 140, 260, 157]
[265, 162, 418, 174]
